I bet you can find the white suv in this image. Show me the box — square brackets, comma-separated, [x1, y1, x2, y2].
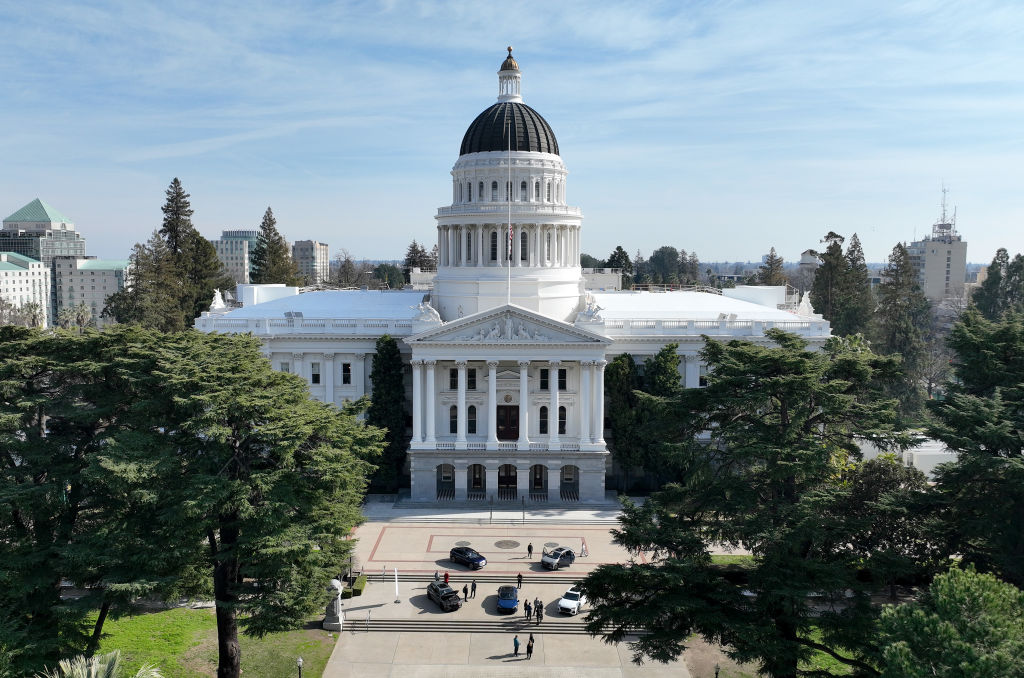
[558, 586, 586, 615]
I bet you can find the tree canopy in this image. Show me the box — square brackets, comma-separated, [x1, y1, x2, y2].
[756, 247, 787, 286]
[973, 248, 1024, 320]
[249, 207, 301, 285]
[367, 335, 407, 491]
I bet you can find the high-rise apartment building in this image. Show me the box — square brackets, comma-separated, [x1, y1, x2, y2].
[212, 230, 259, 284]
[1, 199, 88, 319]
[907, 193, 967, 302]
[0, 252, 51, 326]
[292, 240, 330, 284]
[52, 256, 129, 328]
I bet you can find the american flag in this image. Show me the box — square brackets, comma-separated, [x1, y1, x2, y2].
[508, 220, 513, 261]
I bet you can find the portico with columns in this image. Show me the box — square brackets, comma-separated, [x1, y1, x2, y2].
[405, 304, 610, 503]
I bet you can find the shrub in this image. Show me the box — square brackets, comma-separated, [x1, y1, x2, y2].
[352, 575, 367, 597]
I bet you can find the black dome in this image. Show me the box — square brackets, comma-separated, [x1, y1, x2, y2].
[460, 102, 559, 156]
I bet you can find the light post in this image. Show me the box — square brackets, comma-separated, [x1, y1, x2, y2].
[714, 662, 720, 678]
[297, 656, 303, 678]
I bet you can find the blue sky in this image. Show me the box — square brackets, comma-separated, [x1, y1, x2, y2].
[1, 1, 1022, 265]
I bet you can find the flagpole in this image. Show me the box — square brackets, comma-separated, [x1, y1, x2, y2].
[507, 113, 512, 306]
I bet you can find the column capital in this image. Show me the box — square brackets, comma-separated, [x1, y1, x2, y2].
[517, 360, 530, 368]
[548, 359, 561, 367]
[455, 360, 468, 368]
[410, 358, 424, 366]
[321, 352, 335, 361]
[291, 352, 304, 361]
[596, 359, 608, 369]
[354, 352, 367, 358]
[423, 359, 437, 367]
[580, 359, 595, 367]
[486, 360, 500, 369]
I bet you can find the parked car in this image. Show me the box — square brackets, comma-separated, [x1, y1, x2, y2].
[449, 546, 487, 569]
[426, 581, 462, 611]
[541, 546, 576, 570]
[496, 585, 519, 614]
[558, 586, 587, 615]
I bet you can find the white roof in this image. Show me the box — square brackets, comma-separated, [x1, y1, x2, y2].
[222, 289, 426, 319]
[591, 290, 801, 321]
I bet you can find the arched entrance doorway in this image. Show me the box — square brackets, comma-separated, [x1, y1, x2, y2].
[436, 464, 454, 501]
[560, 465, 580, 501]
[467, 463, 485, 500]
[529, 464, 548, 501]
[497, 464, 517, 501]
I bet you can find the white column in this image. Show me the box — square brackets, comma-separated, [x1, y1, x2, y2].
[487, 360, 499, 449]
[424, 360, 436, 443]
[456, 360, 467, 448]
[684, 354, 700, 389]
[548, 360, 560, 450]
[478, 225, 485, 267]
[579, 360, 592, 445]
[354, 352, 367, 397]
[517, 360, 530, 450]
[323, 353, 335, 406]
[292, 353, 304, 383]
[411, 359, 423, 443]
[513, 224, 521, 267]
[594, 359, 607, 444]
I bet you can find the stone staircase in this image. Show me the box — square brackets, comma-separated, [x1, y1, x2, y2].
[340, 615, 647, 637]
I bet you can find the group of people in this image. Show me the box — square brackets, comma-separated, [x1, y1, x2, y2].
[433, 570, 478, 600]
[512, 632, 536, 659]
[524, 596, 544, 624]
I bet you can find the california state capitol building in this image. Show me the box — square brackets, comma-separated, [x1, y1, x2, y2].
[196, 49, 831, 505]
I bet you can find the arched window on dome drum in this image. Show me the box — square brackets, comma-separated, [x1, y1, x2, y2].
[491, 181, 498, 201]
[558, 406, 566, 435]
[449, 405, 458, 435]
[467, 182, 472, 203]
[458, 183, 463, 203]
[539, 406, 548, 435]
[478, 182, 484, 201]
[534, 181, 540, 201]
[468, 405, 477, 434]
[546, 181, 552, 202]
[521, 181, 527, 201]
[520, 231, 528, 262]
[506, 181, 512, 202]
[490, 231, 498, 261]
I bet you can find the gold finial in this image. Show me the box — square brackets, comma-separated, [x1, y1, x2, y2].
[507, 46, 513, 55]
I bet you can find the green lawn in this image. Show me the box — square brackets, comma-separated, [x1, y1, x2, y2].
[710, 554, 754, 567]
[95, 608, 336, 677]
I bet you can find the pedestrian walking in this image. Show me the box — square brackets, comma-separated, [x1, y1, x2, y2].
[443, 571, 449, 585]
[526, 634, 535, 660]
[517, 572, 523, 589]
[533, 596, 541, 613]
[433, 570, 439, 581]
[471, 579, 477, 598]
[524, 600, 532, 620]
[536, 606, 543, 625]
[527, 542, 533, 559]
[513, 634, 520, 657]
[462, 584, 469, 601]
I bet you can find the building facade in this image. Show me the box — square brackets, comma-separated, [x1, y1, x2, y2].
[0, 252, 51, 326]
[196, 49, 832, 504]
[212, 230, 260, 284]
[907, 196, 968, 303]
[1, 199, 87, 319]
[292, 240, 330, 284]
[52, 256, 129, 328]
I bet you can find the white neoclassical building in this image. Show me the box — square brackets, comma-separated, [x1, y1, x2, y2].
[196, 48, 831, 504]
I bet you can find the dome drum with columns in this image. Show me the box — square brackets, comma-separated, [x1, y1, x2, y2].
[194, 48, 832, 506]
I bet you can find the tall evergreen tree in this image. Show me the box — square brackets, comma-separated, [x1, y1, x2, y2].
[649, 246, 680, 284]
[604, 353, 641, 474]
[249, 207, 300, 285]
[102, 232, 184, 332]
[810, 231, 847, 321]
[367, 335, 407, 491]
[756, 247, 787, 286]
[874, 243, 931, 418]
[606, 246, 633, 288]
[973, 248, 1024, 320]
[580, 331, 912, 677]
[181, 229, 234, 322]
[158, 178, 193, 257]
[833, 233, 874, 336]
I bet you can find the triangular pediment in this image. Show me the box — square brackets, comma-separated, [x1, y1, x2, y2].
[406, 304, 610, 345]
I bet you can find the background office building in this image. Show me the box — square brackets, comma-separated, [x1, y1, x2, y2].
[212, 230, 260, 284]
[53, 256, 129, 328]
[0, 252, 51, 327]
[907, 200, 968, 303]
[292, 240, 330, 284]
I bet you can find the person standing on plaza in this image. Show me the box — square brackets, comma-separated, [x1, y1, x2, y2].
[536, 602, 543, 625]
[462, 584, 469, 601]
[517, 572, 523, 589]
[434, 570, 439, 581]
[526, 634, 535, 660]
[471, 579, 477, 598]
[513, 634, 520, 657]
[527, 542, 533, 559]
[524, 600, 532, 620]
[444, 570, 449, 585]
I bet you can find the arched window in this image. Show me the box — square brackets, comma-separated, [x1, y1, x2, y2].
[521, 180, 527, 201]
[490, 231, 498, 261]
[491, 181, 498, 201]
[539, 406, 548, 435]
[478, 182, 484, 201]
[467, 182, 472, 203]
[534, 181, 540, 201]
[558, 406, 566, 435]
[466, 231, 472, 260]
[506, 181, 512, 201]
[468, 405, 477, 434]
[449, 405, 458, 434]
[520, 231, 528, 261]
[546, 181, 551, 202]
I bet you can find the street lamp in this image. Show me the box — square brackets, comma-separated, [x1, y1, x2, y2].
[297, 656, 303, 678]
[714, 662, 720, 678]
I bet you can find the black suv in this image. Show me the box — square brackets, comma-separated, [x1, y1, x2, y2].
[426, 581, 462, 611]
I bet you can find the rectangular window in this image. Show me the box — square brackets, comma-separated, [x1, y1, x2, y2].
[698, 364, 709, 388]
[540, 368, 549, 390]
[558, 368, 567, 390]
[342, 363, 351, 384]
[280, 362, 290, 374]
[450, 368, 458, 390]
[468, 368, 476, 390]
[311, 362, 321, 384]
